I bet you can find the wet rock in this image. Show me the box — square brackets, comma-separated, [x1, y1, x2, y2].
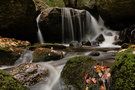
[110, 49, 135, 90]
[61, 56, 100, 90]
[69, 41, 82, 47]
[104, 32, 113, 36]
[91, 41, 99, 46]
[90, 50, 100, 56]
[107, 50, 118, 56]
[113, 40, 124, 45]
[0, 47, 24, 65]
[121, 43, 130, 49]
[119, 24, 135, 44]
[39, 7, 62, 43]
[82, 40, 91, 46]
[0, 70, 30, 90]
[63, 0, 98, 17]
[33, 48, 63, 62]
[0, 0, 37, 43]
[96, 0, 135, 30]
[95, 34, 105, 43]
[10, 63, 48, 86]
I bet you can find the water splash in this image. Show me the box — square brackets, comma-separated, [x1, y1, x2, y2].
[37, 13, 44, 44]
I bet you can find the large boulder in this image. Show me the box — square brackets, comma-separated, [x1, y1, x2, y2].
[0, 0, 37, 43]
[10, 63, 48, 86]
[110, 48, 135, 90]
[39, 7, 62, 43]
[61, 56, 101, 90]
[0, 70, 30, 90]
[96, 0, 135, 30]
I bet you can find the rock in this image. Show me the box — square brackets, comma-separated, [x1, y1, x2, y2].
[104, 32, 113, 36]
[10, 63, 48, 86]
[61, 56, 100, 90]
[90, 50, 100, 56]
[96, 0, 135, 30]
[39, 7, 62, 43]
[33, 0, 65, 14]
[119, 24, 135, 44]
[110, 48, 135, 90]
[29, 43, 66, 51]
[33, 48, 63, 62]
[121, 43, 130, 49]
[95, 34, 105, 43]
[113, 40, 124, 45]
[69, 41, 82, 47]
[82, 40, 91, 46]
[63, 0, 98, 17]
[91, 41, 99, 46]
[0, 47, 24, 65]
[0, 70, 30, 90]
[0, 0, 37, 44]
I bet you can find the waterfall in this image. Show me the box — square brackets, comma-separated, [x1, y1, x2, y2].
[61, 8, 100, 44]
[37, 13, 44, 44]
[61, 8, 119, 47]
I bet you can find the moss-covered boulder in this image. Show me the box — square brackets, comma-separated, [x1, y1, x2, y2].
[61, 56, 100, 90]
[96, 0, 135, 30]
[10, 63, 48, 86]
[0, 47, 24, 65]
[33, 48, 63, 62]
[90, 50, 100, 56]
[0, 0, 37, 43]
[110, 49, 135, 90]
[0, 70, 30, 90]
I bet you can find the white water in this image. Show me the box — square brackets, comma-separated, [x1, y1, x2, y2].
[61, 8, 74, 43]
[61, 8, 120, 47]
[37, 13, 44, 44]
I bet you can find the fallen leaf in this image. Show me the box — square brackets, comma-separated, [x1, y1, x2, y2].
[100, 85, 105, 90]
[84, 74, 88, 79]
[86, 78, 91, 84]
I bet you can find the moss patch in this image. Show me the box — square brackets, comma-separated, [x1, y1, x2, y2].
[110, 49, 135, 90]
[0, 70, 30, 90]
[61, 56, 99, 90]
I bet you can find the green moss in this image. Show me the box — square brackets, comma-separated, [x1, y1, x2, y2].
[0, 70, 30, 90]
[61, 56, 99, 90]
[110, 49, 135, 90]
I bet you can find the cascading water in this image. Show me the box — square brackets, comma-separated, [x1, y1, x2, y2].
[37, 13, 44, 44]
[61, 8, 120, 47]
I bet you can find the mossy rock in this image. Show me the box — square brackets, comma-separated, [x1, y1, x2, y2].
[29, 43, 66, 50]
[0, 70, 30, 90]
[90, 50, 100, 56]
[61, 56, 100, 90]
[0, 47, 24, 65]
[0, 0, 37, 44]
[110, 49, 135, 90]
[121, 43, 130, 49]
[33, 48, 63, 62]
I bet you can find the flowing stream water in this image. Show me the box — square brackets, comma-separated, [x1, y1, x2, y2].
[0, 8, 121, 90]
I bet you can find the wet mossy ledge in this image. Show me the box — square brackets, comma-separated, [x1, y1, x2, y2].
[0, 70, 30, 90]
[61, 56, 99, 90]
[110, 48, 135, 90]
[33, 47, 63, 62]
[0, 37, 31, 65]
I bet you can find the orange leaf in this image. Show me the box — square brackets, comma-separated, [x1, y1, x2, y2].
[84, 74, 88, 79]
[100, 85, 105, 90]
[86, 78, 91, 84]
[91, 78, 97, 84]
